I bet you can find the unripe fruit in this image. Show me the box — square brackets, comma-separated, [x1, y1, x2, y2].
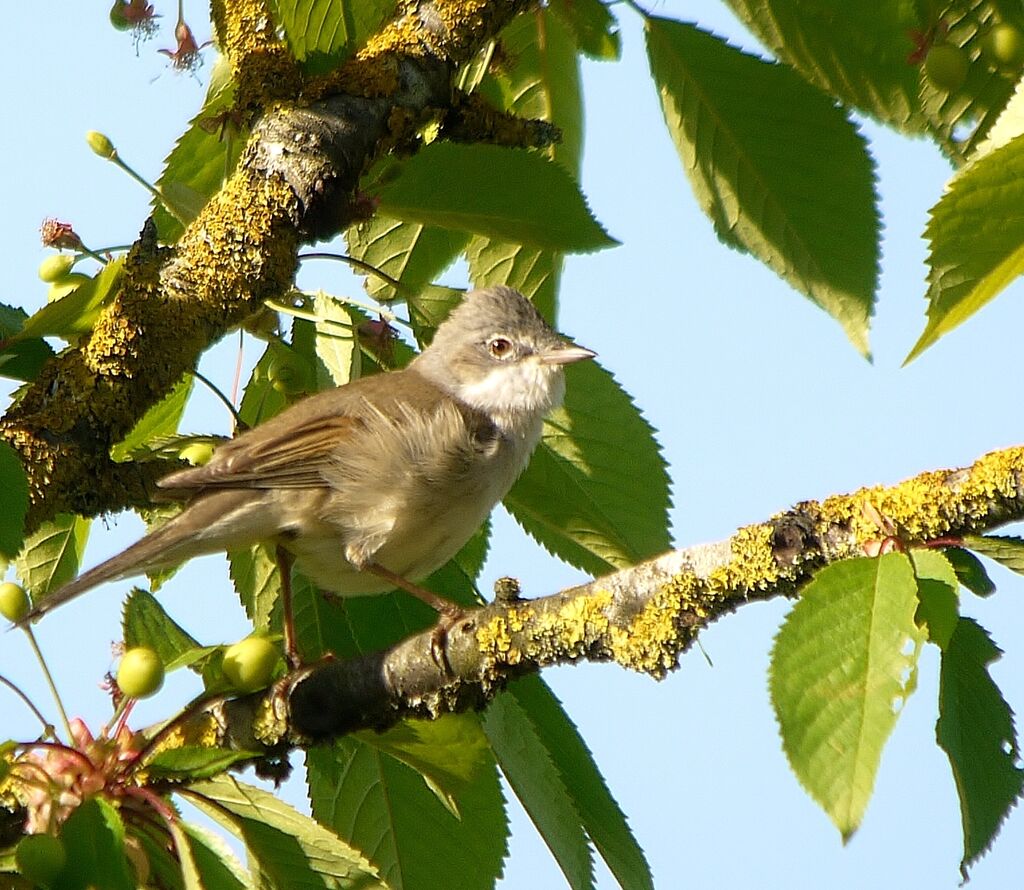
[267, 356, 308, 395]
[222, 637, 280, 693]
[15, 834, 66, 887]
[38, 254, 75, 283]
[180, 442, 215, 466]
[982, 23, 1024, 70]
[86, 130, 117, 160]
[925, 44, 970, 92]
[109, 1, 131, 30]
[117, 647, 165, 698]
[0, 582, 30, 622]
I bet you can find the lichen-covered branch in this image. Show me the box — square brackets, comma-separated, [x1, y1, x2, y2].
[0, 0, 535, 528]
[148, 442, 1024, 762]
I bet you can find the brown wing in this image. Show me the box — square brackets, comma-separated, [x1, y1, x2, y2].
[157, 368, 448, 494]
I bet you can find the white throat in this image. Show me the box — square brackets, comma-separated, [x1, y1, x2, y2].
[455, 358, 565, 437]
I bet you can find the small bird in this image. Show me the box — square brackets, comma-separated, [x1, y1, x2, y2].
[23, 286, 594, 660]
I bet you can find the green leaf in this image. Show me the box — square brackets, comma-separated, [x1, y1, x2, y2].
[15, 513, 91, 599]
[0, 441, 28, 560]
[185, 776, 385, 890]
[182, 821, 253, 890]
[54, 798, 133, 890]
[465, 7, 583, 322]
[944, 546, 996, 598]
[356, 714, 494, 816]
[465, 239, 561, 325]
[227, 542, 281, 631]
[376, 143, 617, 253]
[185, 774, 385, 884]
[505, 359, 671, 575]
[164, 815, 210, 890]
[963, 533, 1024, 574]
[908, 135, 1024, 361]
[937, 618, 1024, 874]
[147, 746, 260, 781]
[307, 726, 508, 890]
[482, 691, 595, 890]
[345, 215, 470, 304]
[152, 56, 244, 242]
[122, 588, 202, 667]
[238, 341, 292, 427]
[910, 549, 960, 650]
[16, 257, 124, 341]
[721, 1, 923, 132]
[311, 292, 360, 386]
[550, 0, 620, 61]
[266, 0, 394, 61]
[0, 303, 54, 382]
[645, 17, 879, 355]
[770, 553, 925, 839]
[111, 374, 194, 462]
[480, 6, 583, 173]
[502, 676, 652, 890]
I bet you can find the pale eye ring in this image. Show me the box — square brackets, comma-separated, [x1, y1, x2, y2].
[487, 336, 514, 359]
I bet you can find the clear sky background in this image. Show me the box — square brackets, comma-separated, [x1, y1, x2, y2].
[2, 3, 1022, 889]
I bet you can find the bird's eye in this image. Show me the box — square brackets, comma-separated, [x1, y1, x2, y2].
[488, 336, 514, 359]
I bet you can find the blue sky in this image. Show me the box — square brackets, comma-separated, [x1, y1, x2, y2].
[2, 3, 1022, 888]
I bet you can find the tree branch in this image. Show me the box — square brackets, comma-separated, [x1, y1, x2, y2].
[149, 443, 1024, 762]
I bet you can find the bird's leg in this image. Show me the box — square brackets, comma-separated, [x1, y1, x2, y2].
[365, 563, 465, 672]
[275, 545, 301, 669]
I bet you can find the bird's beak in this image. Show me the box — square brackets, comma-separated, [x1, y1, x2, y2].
[540, 342, 597, 366]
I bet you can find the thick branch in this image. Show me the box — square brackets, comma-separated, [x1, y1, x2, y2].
[1, 0, 533, 528]
[155, 443, 1024, 760]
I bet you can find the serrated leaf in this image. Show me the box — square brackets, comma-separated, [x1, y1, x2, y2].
[55, 798, 133, 890]
[937, 618, 1024, 874]
[111, 374, 194, 462]
[147, 746, 260, 781]
[16, 257, 124, 341]
[505, 359, 671, 575]
[376, 143, 616, 252]
[0, 441, 28, 560]
[185, 776, 386, 890]
[152, 56, 244, 242]
[357, 714, 493, 816]
[307, 727, 507, 890]
[480, 6, 583, 172]
[770, 553, 925, 839]
[482, 690, 595, 890]
[907, 135, 1024, 361]
[311, 292, 360, 386]
[15, 513, 91, 599]
[944, 546, 997, 597]
[122, 588, 202, 667]
[550, 0, 620, 61]
[465, 238, 561, 325]
[267, 0, 394, 61]
[0, 303, 54, 382]
[228, 543, 281, 631]
[182, 821, 254, 890]
[645, 17, 879, 355]
[963, 533, 1024, 574]
[345, 215, 469, 304]
[910, 549, 960, 650]
[722, 1, 923, 132]
[503, 676, 652, 890]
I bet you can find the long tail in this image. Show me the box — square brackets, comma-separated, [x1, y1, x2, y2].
[20, 491, 262, 623]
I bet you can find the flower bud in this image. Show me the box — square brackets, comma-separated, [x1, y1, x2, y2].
[86, 130, 117, 160]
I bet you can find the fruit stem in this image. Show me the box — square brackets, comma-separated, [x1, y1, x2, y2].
[108, 153, 191, 224]
[189, 368, 243, 428]
[22, 628, 73, 743]
[0, 673, 57, 738]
